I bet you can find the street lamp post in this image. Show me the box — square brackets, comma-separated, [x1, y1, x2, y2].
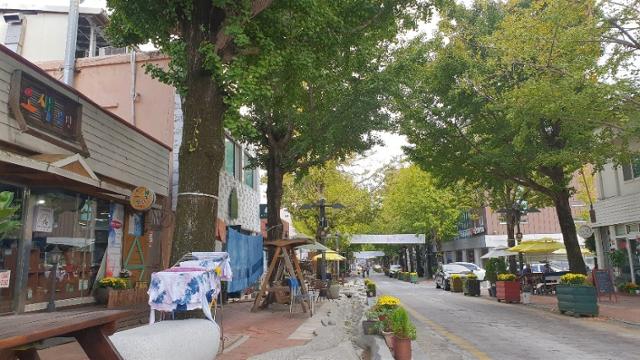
[47, 246, 63, 312]
[300, 199, 344, 281]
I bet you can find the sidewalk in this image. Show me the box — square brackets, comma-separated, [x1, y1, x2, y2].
[38, 301, 316, 360]
[528, 293, 640, 325]
[217, 301, 314, 359]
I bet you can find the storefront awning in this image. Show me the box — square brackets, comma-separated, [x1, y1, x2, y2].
[0, 150, 131, 198]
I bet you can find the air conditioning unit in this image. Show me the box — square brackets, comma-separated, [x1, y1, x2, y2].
[98, 46, 128, 56]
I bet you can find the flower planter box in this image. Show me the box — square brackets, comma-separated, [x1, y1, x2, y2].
[496, 281, 520, 303]
[451, 277, 463, 293]
[362, 320, 379, 335]
[463, 279, 481, 296]
[557, 285, 598, 317]
[95, 287, 148, 308]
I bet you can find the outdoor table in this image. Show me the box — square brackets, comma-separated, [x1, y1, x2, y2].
[148, 267, 216, 323]
[0, 308, 130, 360]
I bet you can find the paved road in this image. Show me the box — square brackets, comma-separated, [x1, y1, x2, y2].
[372, 273, 640, 360]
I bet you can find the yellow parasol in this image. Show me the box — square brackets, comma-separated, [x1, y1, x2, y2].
[508, 239, 564, 254]
[312, 250, 346, 261]
[552, 247, 593, 256]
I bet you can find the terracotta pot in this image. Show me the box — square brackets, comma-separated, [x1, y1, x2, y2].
[393, 336, 412, 360]
[381, 330, 394, 350]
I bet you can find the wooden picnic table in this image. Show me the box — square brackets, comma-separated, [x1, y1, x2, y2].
[0, 308, 130, 360]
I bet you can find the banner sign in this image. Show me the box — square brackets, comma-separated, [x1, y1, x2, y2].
[106, 203, 124, 276]
[0, 270, 10, 288]
[32, 206, 53, 233]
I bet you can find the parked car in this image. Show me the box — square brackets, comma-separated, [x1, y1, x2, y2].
[389, 264, 402, 275]
[435, 264, 473, 290]
[451, 262, 487, 281]
[529, 263, 563, 274]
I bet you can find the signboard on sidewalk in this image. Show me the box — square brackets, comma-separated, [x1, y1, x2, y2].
[592, 269, 616, 302]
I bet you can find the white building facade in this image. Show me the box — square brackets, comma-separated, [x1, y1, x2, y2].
[592, 157, 640, 285]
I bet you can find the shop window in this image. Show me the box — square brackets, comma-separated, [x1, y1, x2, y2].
[225, 137, 236, 177]
[243, 152, 255, 189]
[0, 184, 23, 314]
[27, 190, 107, 305]
[622, 157, 640, 181]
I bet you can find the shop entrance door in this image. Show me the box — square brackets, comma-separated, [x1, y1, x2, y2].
[0, 184, 24, 314]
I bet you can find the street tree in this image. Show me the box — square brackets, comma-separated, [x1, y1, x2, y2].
[378, 165, 464, 276]
[283, 162, 377, 249]
[106, 0, 274, 262]
[225, 1, 430, 241]
[391, 0, 636, 273]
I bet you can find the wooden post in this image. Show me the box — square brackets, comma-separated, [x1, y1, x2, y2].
[252, 246, 281, 312]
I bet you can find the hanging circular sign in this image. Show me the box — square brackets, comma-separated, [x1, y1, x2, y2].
[130, 186, 155, 211]
[578, 225, 594, 239]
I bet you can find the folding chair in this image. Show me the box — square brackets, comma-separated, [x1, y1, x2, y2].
[288, 277, 314, 317]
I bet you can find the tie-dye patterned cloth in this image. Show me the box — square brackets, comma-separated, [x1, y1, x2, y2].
[148, 269, 215, 323]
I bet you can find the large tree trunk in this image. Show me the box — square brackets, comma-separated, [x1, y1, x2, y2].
[505, 218, 518, 274]
[171, 3, 226, 264]
[265, 150, 285, 241]
[553, 191, 587, 274]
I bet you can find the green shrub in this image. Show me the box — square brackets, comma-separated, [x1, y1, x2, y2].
[485, 258, 507, 284]
[391, 307, 416, 340]
[608, 249, 627, 268]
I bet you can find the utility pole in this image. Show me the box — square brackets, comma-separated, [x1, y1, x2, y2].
[63, 0, 81, 85]
[300, 198, 344, 281]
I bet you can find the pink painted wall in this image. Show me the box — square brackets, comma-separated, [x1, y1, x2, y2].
[37, 51, 174, 147]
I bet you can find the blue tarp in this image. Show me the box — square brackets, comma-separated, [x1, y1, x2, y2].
[227, 228, 264, 293]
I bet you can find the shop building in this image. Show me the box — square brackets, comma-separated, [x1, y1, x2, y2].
[0, 44, 171, 314]
[38, 51, 261, 256]
[591, 154, 640, 284]
[442, 205, 586, 267]
[1, 3, 262, 252]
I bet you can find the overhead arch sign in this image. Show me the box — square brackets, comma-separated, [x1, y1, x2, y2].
[350, 234, 425, 244]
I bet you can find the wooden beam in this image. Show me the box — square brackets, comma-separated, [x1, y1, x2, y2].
[252, 246, 281, 312]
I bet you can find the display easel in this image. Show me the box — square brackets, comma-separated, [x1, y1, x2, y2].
[251, 239, 312, 314]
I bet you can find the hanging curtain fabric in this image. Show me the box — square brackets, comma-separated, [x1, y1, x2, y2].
[227, 228, 264, 293]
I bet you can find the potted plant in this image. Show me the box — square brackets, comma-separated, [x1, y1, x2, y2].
[363, 309, 381, 335]
[450, 274, 463, 293]
[496, 273, 520, 303]
[463, 273, 480, 296]
[557, 273, 598, 316]
[391, 307, 416, 360]
[94, 277, 128, 304]
[327, 280, 341, 299]
[625, 283, 639, 295]
[375, 296, 400, 349]
[365, 279, 376, 297]
[409, 272, 418, 284]
[485, 258, 507, 297]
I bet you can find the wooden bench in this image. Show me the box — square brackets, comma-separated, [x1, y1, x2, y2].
[0, 309, 130, 360]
